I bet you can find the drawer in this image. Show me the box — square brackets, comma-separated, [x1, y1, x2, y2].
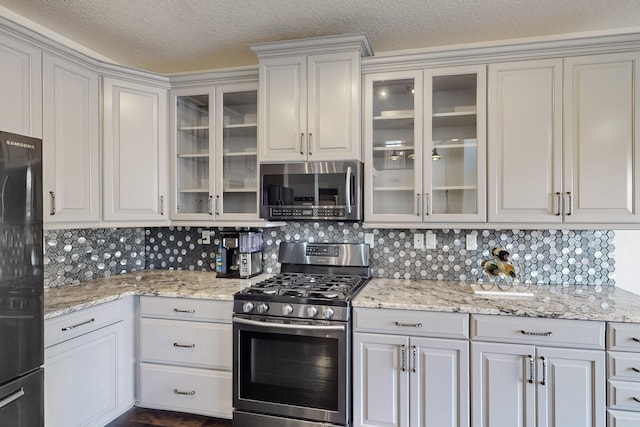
[140, 318, 232, 369]
[608, 323, 640, 351]
[353, 308, 468, 339]
[609, 351, 640, 382]
[139, 362, 231, 419]
[140, 296, 232, 323]
[471, 314, 605, 349]
[608, 380, 640, 411]
[45, 299, 124, 348]
[608, 409, 640, 426]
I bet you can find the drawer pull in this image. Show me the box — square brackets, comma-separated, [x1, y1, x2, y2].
[395, 322, 423, 328]
[61, 318, 95, 331]
[633, 397, 640, 403]
[631, 367, 640, 373]
[173, 389, 196, 396]
[521, 330, 552, 337]
[632, 337, 640, 343]
[173, 308, 196, 314]
[173, 343, 196, 349]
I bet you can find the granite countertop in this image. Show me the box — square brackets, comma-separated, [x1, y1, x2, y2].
[354, 278, 640, 323]
[45, 271, 640, 323]
[44, 270, 270, 319]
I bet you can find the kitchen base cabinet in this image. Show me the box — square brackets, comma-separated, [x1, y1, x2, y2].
[607, 409, 640, 426]
[353, 308, 469, 427]
[137, 296, 232, 419]
[44, 299, 134, 427]
[607, 323, 640, 421]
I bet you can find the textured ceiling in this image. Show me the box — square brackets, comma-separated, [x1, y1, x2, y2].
[1, 0, 639, 74]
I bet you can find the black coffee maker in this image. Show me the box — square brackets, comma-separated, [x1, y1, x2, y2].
[217, 232, 240, 278]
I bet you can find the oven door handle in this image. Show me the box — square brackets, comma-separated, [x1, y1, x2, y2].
[234, 317, 346, 331]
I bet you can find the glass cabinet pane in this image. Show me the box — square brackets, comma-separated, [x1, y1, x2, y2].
[371, 78, 417, 215]
[430, 74, 478, 215]
[176, 94, 210, 214]
[221, 90, 258, 214]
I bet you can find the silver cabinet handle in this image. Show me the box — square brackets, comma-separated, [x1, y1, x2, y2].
[555, 192, 562, 216]
[49, 191, 56, 215]
[401, 345, 407, 372]
[214, 195, 220, 215]
[173, 308, 195, 314]
[173, 389, 196, 396]
[208, 195, 213, 215]
[425, 192, 431, 216]
[345, 166, 353, 214]
[0, 388, 24, 410]
[395, 322, 423, 328]
[411, 345, 417, 373]
[160, 195, 164, 216]
[521, 330, 553, 337]
[566, 192, 572, 215]
[300, 133, 304, 155]
[528, 355, 535, 384]
[416, 194, 421, 216]
[61, 318, 95, 331]
[540, 357, 547, 386]
[308, 132, 313, 155]
[173, 343, 196, 349]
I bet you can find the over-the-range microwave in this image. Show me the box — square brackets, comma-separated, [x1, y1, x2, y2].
[260, 161, 363, 221]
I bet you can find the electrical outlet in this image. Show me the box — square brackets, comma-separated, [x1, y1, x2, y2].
[414, 233, 424, 250]
[425, 231, 437, 249]
[466, 233, 477, 250]
[201, 230, 211, 244]
[364, 233, 375, 247]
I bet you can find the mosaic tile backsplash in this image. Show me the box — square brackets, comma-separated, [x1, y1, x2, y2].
[44, 224, 615, 287]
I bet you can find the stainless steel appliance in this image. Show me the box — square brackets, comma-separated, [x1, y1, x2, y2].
[232, 242, 370, 427]
[260, 161, 363, 221]
[218, 231, 263, 278]
[0, 131, 44, 426]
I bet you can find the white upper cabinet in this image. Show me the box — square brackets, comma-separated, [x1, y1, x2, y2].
[103, 77, 169, 223]
[170, 82, 259, 222]
[489, 53, 640, 225]
[364, 65, 486, 224]
[252, 34, 372, 163]
[0, 32, 42, 138]
[43, 54, 100, 226]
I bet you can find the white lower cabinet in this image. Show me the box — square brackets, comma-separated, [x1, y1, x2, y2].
[606, 322, 640, 424]
[44, 298, 134, 427]
[471, 314, 605, 427]
[353, 308, 469, 427]
[137, 296, 232, 418]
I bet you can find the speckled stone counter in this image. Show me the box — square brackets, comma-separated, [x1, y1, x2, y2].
[44, 270, 270, 319]
[353, 279, 640, 323]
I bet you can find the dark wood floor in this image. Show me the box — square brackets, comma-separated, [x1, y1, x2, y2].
[106, 407, 232, 427]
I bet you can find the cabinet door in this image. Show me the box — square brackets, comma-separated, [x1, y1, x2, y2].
[364, 71, 424, 222]
[215, 82, 260, 220]
[43, 54, 100, 225]
[471, 342, 536, 427]
[0, 32, 42, 138]
[258, 56, 307, 162]
[537, 347, 605, 427]
[488, 59, 563, 223]
[307, 51, 361, 161]
[424, 66, 486, 223]
[353, 333, 409, 427]
[563, 52, 640, 223]
[103, 77, 168, 222]
[410, 337, 469, 427]
[45, 321, 126, 427]
[170, 87, 214, 220]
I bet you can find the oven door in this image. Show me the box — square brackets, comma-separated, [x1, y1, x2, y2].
[233, 315, 349, 425]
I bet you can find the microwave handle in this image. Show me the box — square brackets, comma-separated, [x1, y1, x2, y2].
[345, 166, 353, 214]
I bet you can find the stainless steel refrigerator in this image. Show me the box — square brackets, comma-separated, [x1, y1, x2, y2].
[0, 131, 44, 426]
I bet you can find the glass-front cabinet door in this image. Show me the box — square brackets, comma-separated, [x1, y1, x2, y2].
[364, 66, 486, 224]
[364, 71, 424, 222]
[171, 82, 259, 221]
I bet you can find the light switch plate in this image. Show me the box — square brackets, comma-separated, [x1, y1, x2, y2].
[466, 233, 477, 250]
[201, 230, 211, 244]
[414, 233, 424, 250]
[425, 231, 436, 249]
[364, 233, 375, 247]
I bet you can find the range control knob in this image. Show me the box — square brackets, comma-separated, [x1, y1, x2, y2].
[256, 303, 269, 314]
[323, 308, 335, 319]
[242, 302, 254, 313]
[282, 304, 294, 316]
[306, 306, 318, 318]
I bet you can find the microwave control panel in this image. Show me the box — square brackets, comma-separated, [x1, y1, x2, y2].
[269, 207, 346, 218]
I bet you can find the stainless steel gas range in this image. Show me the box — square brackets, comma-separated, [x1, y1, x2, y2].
[232, 242, 371, 427]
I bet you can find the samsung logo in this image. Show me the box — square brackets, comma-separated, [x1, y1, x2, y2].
[6, 140, 35, 150]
